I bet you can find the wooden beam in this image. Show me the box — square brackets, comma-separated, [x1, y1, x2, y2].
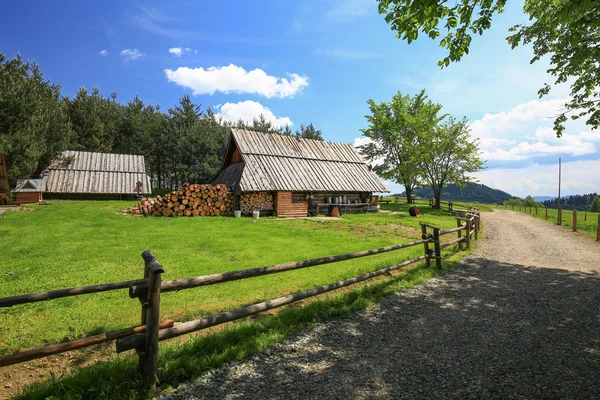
[129, 239, 431, 298]
[117, 255, 428, 353]
[0, 320, 173, 367]
[0, 278, 147, 308]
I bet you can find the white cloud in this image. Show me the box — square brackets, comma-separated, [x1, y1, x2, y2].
[164, 64, 309, 98]
[120, 48, 143, 60]
[100, 49, 108, 56]
[327, 0, 373, 21]
[353, 137, 371, 147]
[169, 47, 183, 57]
[468, 98, 599, 162]
[315, 48, 379, 59]
[168, 47, 194, 57]
[475, 159, 600, 197]
[215, 100, 293, 128]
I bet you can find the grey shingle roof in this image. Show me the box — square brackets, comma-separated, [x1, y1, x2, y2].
[42, 151, 151, 194]
[211, 129, 389, 194]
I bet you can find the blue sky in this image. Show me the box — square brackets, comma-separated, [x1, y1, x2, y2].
[1, 0, 599, 197]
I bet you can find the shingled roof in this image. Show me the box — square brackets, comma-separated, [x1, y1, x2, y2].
[211, 129, 389, 194]
[42, 150, 151, 195]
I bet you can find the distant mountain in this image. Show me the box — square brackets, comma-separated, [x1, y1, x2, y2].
[400, 183, 513, 204]
[533, 196, 555, 202]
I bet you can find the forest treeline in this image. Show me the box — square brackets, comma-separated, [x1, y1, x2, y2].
[0, 53, 323, 190]
[542, 193, 600, 212]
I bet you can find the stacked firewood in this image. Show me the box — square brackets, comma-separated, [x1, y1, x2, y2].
[125, 183, 234, 217]
[240, 192, 273, 214]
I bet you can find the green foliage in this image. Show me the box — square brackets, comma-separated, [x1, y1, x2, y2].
[0, 54, 70, 184]
[543, 192, 599, 211]
[377, 0, 600, 136]
[523, 195, 537, 207]
[360, 90, 444, 203]
[0, 53, 326, 190]
[295, 123, 324, 140]
[377, 0, 506, 67]
[589, 196, 600, 212]
[417, 117, 484, 208]
[507, 198, 522, 207]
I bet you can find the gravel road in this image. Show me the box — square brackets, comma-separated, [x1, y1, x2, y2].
[162, 210, 600, 399]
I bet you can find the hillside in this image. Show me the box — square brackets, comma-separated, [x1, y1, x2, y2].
[399, 183, 513, 204]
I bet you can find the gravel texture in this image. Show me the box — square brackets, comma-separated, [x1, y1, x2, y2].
[161, 210, 600, 399]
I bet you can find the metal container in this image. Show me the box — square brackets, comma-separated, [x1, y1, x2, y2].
[234, 210, 241, 218]
[252, 210, 260, 219]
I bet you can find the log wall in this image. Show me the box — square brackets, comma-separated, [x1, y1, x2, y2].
[275, 191, 308, 217]
[15, 192, 42, 204]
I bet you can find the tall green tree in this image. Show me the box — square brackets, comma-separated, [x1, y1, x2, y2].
[0, 53, 70, 183]
[295, 123, 324, 141]
[417, 117, 484, 208]
[377, 0, 600, 137]
[589, 196, 600, 213]
[360, 90, 443, 203]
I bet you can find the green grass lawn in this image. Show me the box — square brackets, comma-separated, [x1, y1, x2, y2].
[0, 200, 462, 354]
[492, 204, 599, 239]
[0, 200, 474, 399]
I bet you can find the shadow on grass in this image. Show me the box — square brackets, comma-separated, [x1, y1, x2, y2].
[15, 251, 465, 400]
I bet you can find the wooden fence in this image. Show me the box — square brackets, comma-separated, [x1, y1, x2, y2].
[0, 213, 481, 388]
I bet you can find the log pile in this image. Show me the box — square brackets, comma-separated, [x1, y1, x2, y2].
[240, 192, 273, 214]
[125, 183, 234, 217]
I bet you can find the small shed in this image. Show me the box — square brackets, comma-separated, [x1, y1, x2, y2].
[13, 179, 46, 204]
[210, 129, 389, 217]
[42, 151, 151, 200]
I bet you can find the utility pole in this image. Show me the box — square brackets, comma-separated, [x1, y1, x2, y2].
[558, 158, 562, 225]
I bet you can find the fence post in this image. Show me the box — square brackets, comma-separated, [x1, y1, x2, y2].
[474, 215, 479, 241]
[465, 218, 471, 249]
[558, 208, 562, 225]
[139, 251, 164, 388]
[536, 207, 538, 215]
[456, 218, 463, 250]
[573, 210, 577, 232]
[545, 207, 548, 220]
[585, 211, 587, 222]
[597, 214, 600, 242]
[421, 224, 431, 268]
[433, 227, 442, 269]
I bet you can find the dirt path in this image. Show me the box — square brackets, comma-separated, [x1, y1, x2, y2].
[480, 209, 600, 272]
[162, 210, 600, 399]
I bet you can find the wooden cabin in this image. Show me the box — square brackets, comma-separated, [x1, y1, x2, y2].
[13, 179, 46, 203]
[211, 129, 389, 217]
[41, 151, 151, 200]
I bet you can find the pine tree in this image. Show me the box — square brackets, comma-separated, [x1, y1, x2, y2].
[589, 196, 600, 212]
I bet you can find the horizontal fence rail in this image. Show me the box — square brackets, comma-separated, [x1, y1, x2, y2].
[0, 213, 480, 388]
[129, 239, 431, 298]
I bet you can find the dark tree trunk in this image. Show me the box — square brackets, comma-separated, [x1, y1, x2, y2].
[405, 186, 413, 204]
[433, 186, 441, 209]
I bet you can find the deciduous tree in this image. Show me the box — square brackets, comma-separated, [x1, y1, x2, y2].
[360, 90, 443, 203]
[417, 117, 483, 208]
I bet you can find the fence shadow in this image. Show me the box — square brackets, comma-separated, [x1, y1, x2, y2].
[188, 258, 600, 399]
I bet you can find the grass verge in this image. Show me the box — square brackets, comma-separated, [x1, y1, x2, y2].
[15, 244, 469, 400]
[492, 205, 599, 239]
